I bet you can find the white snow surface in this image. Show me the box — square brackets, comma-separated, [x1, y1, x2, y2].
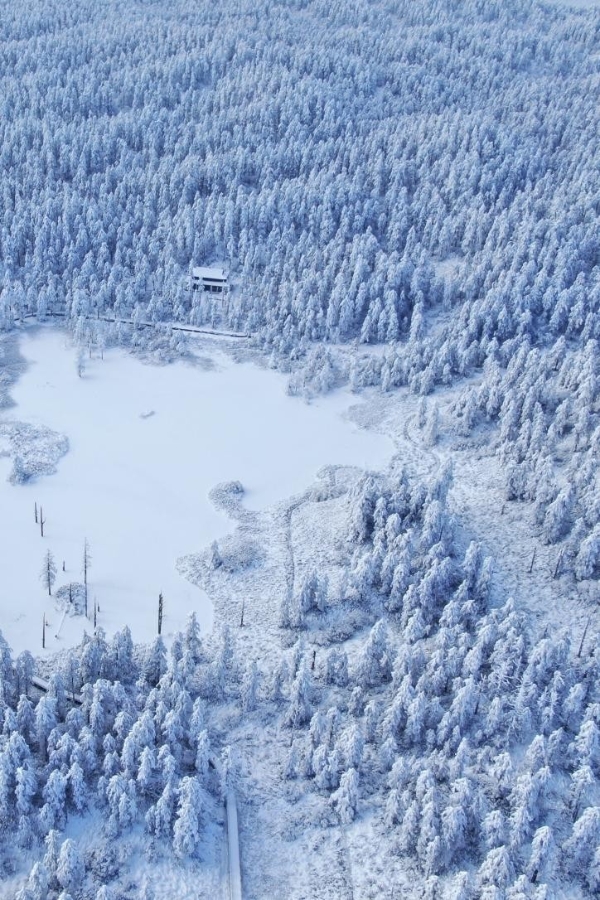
[545, 0, 600, 6]
[0, 327, 393, 655]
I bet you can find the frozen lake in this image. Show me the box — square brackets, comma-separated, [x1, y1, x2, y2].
[0, 328, 393, 655]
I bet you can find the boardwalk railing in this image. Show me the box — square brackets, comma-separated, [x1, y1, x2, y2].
[17, 309, 250, 340]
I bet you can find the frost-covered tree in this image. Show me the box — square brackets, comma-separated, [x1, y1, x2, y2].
[56, 839, 84, 895]
[478, 846, 513, 891]
[183, 612, 202, 665]
[67, 761, 87, 813]
[331, 768, 359, 824]
[425, 404, 440, 447]
[575, 524, 600, 580]
[542, 486, 573, 544]
[40, 550, 57, 596]
[241, 660, 260, 713]
[173, 776, 204, 858]
[356, 620, 392, 688]
[15, 763, 37, 819]
[195, 730, 211, 780]
[143, 637, 167, 686]
[40, 769, 68, 832]
[526, 825, 556, 884]
[289, 571, 329, 626]
[210, 624, 236, 699]
[284, 659, 313, 728]
[137, 746, 156, 796]
[563, 806, 600, 875]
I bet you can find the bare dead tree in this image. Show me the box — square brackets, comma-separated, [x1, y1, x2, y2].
[158, 592, 164, 635]
[83, 538, 91, 617]
[83, 538, 91, 585]
[577, 617, 591, 658]
[553, 550, 563, 579]
[40, 506, 46, 537]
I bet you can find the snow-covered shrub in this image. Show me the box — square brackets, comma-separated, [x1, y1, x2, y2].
[1, 423, 69, 485]
[210, 533, 264, 573]
[54, 582, 87, 617]
[208, 481, 245, 516]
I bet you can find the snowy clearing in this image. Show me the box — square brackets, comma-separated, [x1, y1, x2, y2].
[0, 327, 393, 656]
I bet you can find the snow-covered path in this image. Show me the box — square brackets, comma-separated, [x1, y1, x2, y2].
[226, 788, 243, 900]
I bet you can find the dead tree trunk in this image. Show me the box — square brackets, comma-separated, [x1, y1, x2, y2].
[577, 617, 591, 658]
[553, 550, 563, 579]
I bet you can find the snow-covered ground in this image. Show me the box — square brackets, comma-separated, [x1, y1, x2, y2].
[0, 327, 393, 655]
[545, 0, 600, 7]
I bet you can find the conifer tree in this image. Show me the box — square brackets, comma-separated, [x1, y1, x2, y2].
[40, 550, 57, 596]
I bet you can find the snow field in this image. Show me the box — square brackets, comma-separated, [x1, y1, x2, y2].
[0, 327, 393, 656]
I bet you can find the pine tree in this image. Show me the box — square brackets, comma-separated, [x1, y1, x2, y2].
[478, 846, 513, 891]
[356, 620, 392, 687]
[67, 761, 87, 813]
[241, 660, 260, 713]
[173, 776, 204, 859]
[35, 695, 58, 761]
[16, 764, 37, 818]
[40, 550, 57, 596]
[587, 845, 600, 895]
[56, 839, 84, 894]
[43, 829, 61, 884]
[526, 825, 555, 884]
[195, 730, 211, 780]
[284, 659, 313, 728]
[143, 637, 167, 686]
[137, 746, 156, 796]
[575, 524, 600, 580]
[24, 862, 49, 900]
[331, 768, 359, 824]
[564, 806, 600, 874]
[183, 612, 202, 664]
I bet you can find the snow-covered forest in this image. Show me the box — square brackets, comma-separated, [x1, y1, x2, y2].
[0, 0, 599, 896]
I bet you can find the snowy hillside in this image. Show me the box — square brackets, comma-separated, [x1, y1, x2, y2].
[0, 0, 599, 898]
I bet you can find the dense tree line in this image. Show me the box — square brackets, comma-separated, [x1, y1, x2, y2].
[0, 614, 237, 897]
[0, 0, 598, 568]
[0, 469, 598, 896]
[0, 0, 597, 351]
[280, 470, 600, 897]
